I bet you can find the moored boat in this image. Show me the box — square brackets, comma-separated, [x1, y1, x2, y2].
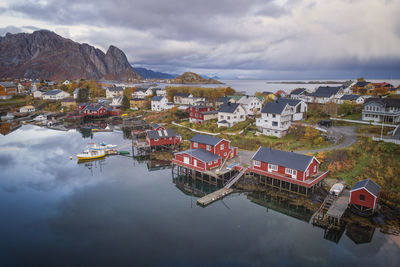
[76, 149, 105, 160]
[90, 142, 117, 150]
[330, 183, 344, 196]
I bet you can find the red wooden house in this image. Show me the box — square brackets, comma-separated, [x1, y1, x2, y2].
[81, 104, 112, 117]
[248, 147, 328, 188]
[350, 179, 380, 213]
[172, 134, 238, 171]
[146, 129, 181, 147]
[151, 123, 165, 131]
[188, 105, 217, 124]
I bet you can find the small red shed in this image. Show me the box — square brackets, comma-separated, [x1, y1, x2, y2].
[350, 179, 380, 213]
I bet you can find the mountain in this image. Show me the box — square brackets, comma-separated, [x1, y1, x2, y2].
[0, 30, 142, 81]
[133, 67, 177, 79]
[170, 72, 223, 84]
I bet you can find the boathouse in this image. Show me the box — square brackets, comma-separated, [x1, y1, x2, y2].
[173, 149, 222, 171]
[146, 129, 182, 147]
[247, 147, 328, 194]
[349, 179, 380, 213]
[151, 123, 165, 131]
[190, 134, 238, 159]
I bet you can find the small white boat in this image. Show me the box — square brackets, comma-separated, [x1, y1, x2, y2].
[330, 183, 344, 196]
[33, 114, 47, 122]
[1, 112, 14, 121]
[76, 149, 105, 160]
[90, 142, 117, 151]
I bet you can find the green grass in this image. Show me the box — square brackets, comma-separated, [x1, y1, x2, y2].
[0, 96, 33, 109]
[334, 153, 370, 186]
[341, 112, 362, 120]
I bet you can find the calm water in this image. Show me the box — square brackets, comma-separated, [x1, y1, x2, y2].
[1, 125, 400, 266]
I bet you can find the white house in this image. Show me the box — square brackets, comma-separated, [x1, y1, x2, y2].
[73, 88, 82, 99]
[110, 96, 123, 109]
[33, 89, 45, 98]
[362, 98, 400, 123]
[42, 89, 70, 100]
[256, 102, 294, 138]
[275, 98, 307, 121]
[290, 88, 307, 100]
[156, 89, 167, 96]
[237, 95, 264, 116]
[62, 80, 71, 86]
[337, 94, 366, 105]
[151, 96, 170, 111]
[305, 86, 344, 104]
[173, 93, 194, 105]
[19, 105, 35, 113]
[217, 102, 246, 128]
[132, 86, 153, 99]
[106, 86, 124, 98]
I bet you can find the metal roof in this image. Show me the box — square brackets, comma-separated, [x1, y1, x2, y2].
[107, 86, 124, 91]
[277, 98, 302, 107]
[147, 129, 179, 139]
[340, 94, 361, 101]
[0, 82, 17, 87]
[43, 89, 64, 95]
[190, 134, 222, 146]
[291, 88, 306, 95]
[152, 96, 165, 101]
[351, 179, 380, 197]
[178, 149, 221, 163]
[174, 93, 191, 97]
[261, 102, 287, 114]
[218, 102, 240, 113]
[216, 96, 231, 103]
[364, 98, 400, 108]
[308, 86, 342, 97]
[252, 147, 314, 171]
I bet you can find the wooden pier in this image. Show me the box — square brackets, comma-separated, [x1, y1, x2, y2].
[312, 189, 349, 230]
[197, 169, 246, 206]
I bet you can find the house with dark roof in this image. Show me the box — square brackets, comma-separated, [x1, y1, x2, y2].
[173, 93, 193, 105]
[151, 96, 172, 111]
[350, 179, 380, 212]
[132, 86, 153, 99]
[106, 86, 124, 98]
[290, 88, 307, 100]
[151, 123, 165, 131]
[217, 102, 246, 128]
[337, 94, 366, 104]
[0, 82, 17, 99]
[237, 95, 264, 116]
[362, 98, 400, 123]
[248, 147, 328, 189]
[188, 105, 217, 123]
[81, 103, 112, 117]
[305, 86, 344, 104]
[216, 96, 231, 107]
[256, 101, 293, 138]
[172, 134, 238, 171]
[146, 129, 181, 147]
[42, 89, 70, 100]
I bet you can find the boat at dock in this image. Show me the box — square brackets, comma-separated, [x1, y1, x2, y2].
[89, 142, 117, 151]
[1, 112, 15, 121]
[76, 149, 106, 160]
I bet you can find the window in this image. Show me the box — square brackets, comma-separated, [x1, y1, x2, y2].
[268, 164, 278, 171]
[306, 170, 309, 176]
[285, 168, 297, 176]
[313, 166, 316, 172]
[193, 159, 197, 166]
[359, 194, 365, 201]
[272, 114, 276, 118]
[264, 120, 268, 123]
[193, 142, 198, 148]
[272, 121, 278, 126]
[206, 145, 211, 151]
[227, 116, 231, 120]
[221, 144, 224, 150]
[195, 113, 198, 117]
[254, 160, 261, 167]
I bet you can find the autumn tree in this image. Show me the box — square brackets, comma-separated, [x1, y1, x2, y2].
[121, 95, 130, 111]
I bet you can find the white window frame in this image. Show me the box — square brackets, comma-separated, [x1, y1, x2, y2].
[220, 144, 224, 150]
[193, 142, 198, 148]
[285, 168, 297, 176]
[254, 160, 261, 167]
[268, 164, 278, 171]
[313, 166, 316, 172]
[206, 145, 211, 151]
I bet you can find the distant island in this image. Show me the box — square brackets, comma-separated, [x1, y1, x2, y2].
[266, 81, 349, 84]
[133, 67, 177, 79]
[170, 72, 223, 84]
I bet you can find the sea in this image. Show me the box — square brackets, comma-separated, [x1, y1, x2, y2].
[0, 125, 399, 266]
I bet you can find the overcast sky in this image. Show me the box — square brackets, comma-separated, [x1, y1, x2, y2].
[1, 0, 399, 79]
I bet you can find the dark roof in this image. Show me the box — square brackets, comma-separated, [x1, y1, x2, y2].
[277, 98, 302, 106]
[364, 98, 400, 108]
[218, 102, 240, 113]
[62, 97, 75, 102]
[0, 82, 17, 87]
[291, 88, 306, 95]
[355, 81, 370, 87]
[201, 110, 218, 115]
[107, 86, 123, 91]
[261, 102, 287, 114]
[216, 96, 231, 103]
[147, 129, 179, 139]
[189, 105, 211, 109]
[152, 123, 163, 129]
[351, 179, 380, 197]
[130, 98, 145, 101]
[190, 134, 222, 146]
[252, 147, 314, 172]
[85, 104, 111, 111]
[308, 86, 342, 97]
[43, 89, 63, 95]
[152, 96, 165, 101]
[174, 93, 191, 97]
[341, 94, 361, 101]
[178, 149, 221, 163]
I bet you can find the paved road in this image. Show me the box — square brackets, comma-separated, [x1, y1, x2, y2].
[297, 126, 358, 154]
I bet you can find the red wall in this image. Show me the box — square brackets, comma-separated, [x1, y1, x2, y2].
[303, 159, 319, 180]
[147, 136, 181, 146]
[350, 188, 377, 209]
[151, 126, 165, 131]
[189, 107, 212, 121]
[252, 160, 304, 181]
[190, 139, 234, 159]
[174, 152, 221, 171]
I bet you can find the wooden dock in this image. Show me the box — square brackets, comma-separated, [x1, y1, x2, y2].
[196, 169, 246, 206]
[312, 189, 349, 229]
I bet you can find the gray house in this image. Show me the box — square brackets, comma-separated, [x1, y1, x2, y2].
[362, 98, 400, 123]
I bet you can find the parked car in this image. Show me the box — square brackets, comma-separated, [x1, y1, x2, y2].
[318, 119, 332, 127]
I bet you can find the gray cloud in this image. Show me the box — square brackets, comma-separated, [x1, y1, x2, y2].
[1, 0, 400, 78]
